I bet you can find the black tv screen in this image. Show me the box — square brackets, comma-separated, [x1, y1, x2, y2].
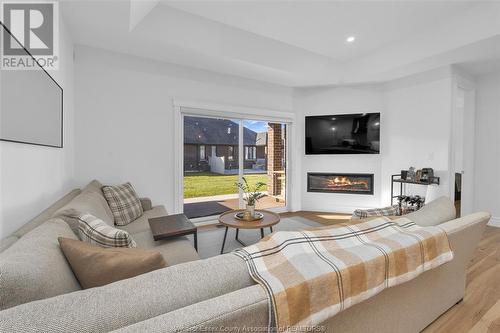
[305, 113, 380, 154]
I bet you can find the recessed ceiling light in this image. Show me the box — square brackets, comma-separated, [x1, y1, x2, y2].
[346, 36, 356, 43]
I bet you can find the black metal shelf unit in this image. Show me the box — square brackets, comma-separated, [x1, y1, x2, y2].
[390, 174, 440, 205]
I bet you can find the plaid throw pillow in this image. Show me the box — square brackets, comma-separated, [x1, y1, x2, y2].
[102, 183, 143, 226]
[77, 213, 137, 248]
[352, 205, 399, 219]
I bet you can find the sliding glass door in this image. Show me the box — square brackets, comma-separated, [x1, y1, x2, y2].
[182, 114, 288, 219]
[183, 115, 240, 219]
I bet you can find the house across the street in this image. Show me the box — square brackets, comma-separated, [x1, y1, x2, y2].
[184, 116, 268, 173]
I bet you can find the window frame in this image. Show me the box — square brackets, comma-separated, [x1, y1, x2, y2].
[174, 101, 294, 218]
[199, 145, 206, 160]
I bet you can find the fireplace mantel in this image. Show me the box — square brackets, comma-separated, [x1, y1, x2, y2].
[307, 173, 374, 195]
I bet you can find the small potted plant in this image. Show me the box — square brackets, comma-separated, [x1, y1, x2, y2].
[236, 177, 266, 218]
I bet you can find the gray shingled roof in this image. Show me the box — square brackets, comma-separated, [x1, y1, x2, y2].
[184, 116, 266, 146]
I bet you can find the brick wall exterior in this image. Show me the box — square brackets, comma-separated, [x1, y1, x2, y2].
[267, 123, 284, 196]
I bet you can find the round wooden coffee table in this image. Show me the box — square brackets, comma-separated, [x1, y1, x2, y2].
[219, 209, 280, 254]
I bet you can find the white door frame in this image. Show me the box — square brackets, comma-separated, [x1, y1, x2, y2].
[173, 99, 294, 223]
[449, 73, 476, 216]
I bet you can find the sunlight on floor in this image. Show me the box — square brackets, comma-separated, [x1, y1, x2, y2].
[316, 214, 351, 220]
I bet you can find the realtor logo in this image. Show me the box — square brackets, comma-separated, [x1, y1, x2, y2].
[1, 1, 59, 70]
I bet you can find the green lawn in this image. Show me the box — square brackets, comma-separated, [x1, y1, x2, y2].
[184, 172, 267, 198]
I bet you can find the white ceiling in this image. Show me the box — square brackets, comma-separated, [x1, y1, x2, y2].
[61, 0, 500, 87]
[165, 1, 474, 61]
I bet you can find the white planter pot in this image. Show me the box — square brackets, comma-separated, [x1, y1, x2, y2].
[246, 204, 255, 218]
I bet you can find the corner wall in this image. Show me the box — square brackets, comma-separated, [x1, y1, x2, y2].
[294, 86, 385, 213]
[0, 18, 75, 239]
[474, 72, 500, 225]
[294, 68, 453, 213]
[381, 71, 453, 206]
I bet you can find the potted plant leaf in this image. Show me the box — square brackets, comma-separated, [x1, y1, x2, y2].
[235, 177, 266, 218]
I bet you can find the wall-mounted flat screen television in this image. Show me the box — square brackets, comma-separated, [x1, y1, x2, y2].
[0, 23, 63, 148]
[305, 113, 380, 154]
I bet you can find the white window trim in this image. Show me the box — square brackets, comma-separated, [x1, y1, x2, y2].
[173, 98, 294, 218]
[199, 145, 206, 160]
[245, 146, 257, 160]
[174, 98, 294, 123]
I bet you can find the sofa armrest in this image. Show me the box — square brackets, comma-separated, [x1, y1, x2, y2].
[439, 211, 490, 235]
[140, 198, 153, 211]
[439, 212, 490, 279]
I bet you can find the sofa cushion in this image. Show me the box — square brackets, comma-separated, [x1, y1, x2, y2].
[59, 237, 166, 289]
[112, 285, 268, 333]
[0, 254, 254, 333]
[117, 205, 167, 235]
[82, 179, 104, 194]
[0, 236, 18, 253]
[12, 188, 81, 238]
[132, 230, 199, 266]
[54, 180, 114, 232]
[140, 197, 153, 211]
[77, 213, 137, 248]
[0, 218, 81, 310]
[102, 183, 143, 226]
[406, 196, 456, 226]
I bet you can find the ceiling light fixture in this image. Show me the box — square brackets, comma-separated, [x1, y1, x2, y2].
[346, 36, 356, 43]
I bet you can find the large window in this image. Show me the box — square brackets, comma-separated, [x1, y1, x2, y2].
[182, 114, 288, 219]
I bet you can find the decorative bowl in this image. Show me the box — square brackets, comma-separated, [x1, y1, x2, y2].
[234, 211, 264, 221]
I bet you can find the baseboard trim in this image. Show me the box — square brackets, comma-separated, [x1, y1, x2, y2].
[488, 216, 500, 227]
[300, 205, 378, 214]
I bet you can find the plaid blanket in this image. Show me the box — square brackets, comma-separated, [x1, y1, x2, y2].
[234, 217, 453, 331]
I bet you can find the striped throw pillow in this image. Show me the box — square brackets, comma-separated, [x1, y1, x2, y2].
[101, 183, 143, 226]
[352, 205, 399, 219]
[77, 213, 137, 248]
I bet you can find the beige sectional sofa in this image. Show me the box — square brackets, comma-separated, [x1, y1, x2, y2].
[0, 180, 199, 311]
[0, 182, 490, 333]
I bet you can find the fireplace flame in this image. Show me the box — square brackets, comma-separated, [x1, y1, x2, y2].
[327, 176, 368, 189]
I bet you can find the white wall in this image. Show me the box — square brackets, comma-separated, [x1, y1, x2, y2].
[0, 18, 75, 239]
[74, 46, 294, 213]
[293, 68, 454, 213]
[382, 71, 453, 206]
[294, 86, 385, 213]
[474, 72, 500, 225]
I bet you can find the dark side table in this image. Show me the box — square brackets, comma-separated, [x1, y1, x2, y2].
[148, 214, 198, 251]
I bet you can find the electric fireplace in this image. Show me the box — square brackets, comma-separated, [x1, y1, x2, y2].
[307, 173, 374, 195]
